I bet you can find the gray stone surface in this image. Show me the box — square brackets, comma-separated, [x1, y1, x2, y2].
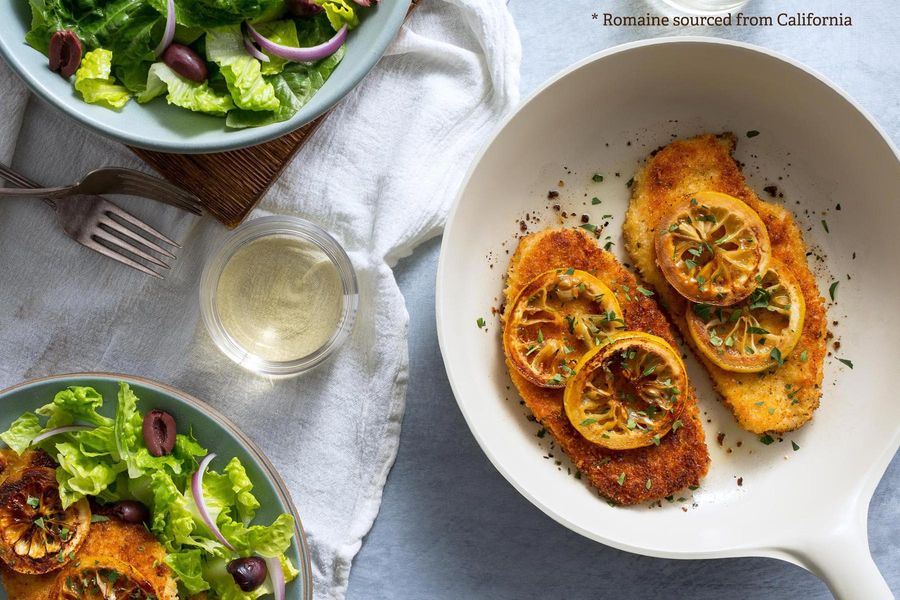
[347, 1, 899, 597]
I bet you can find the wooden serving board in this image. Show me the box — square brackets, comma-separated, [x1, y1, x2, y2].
[130, 1, 417, 228]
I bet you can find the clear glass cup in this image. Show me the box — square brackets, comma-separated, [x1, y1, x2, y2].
[661, 0, 750, 14]
[200, 216, 359, 377]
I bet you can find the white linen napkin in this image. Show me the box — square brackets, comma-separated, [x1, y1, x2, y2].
[0, 0, 521, 597]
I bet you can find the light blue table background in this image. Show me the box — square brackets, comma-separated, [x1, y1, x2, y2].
[348, 0, 899, 598]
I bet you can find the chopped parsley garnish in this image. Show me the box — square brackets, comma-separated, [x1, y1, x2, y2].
[604, 241, 615, 251]
[26, 495, 39, 509]
[580, 418, 598, 426]
[748, 286, 770, 310]
[791, 441, 800, 451]
[564, 267, 575, 275]
[759, 434, 775, 445]
[91, 514, 110, 523]
[685, 259, 698, 270]
[746, 130, 760, 138]
[547, 374, 563, 386]
[770, 347, 785, 367]
[747, 326, 769, 335]
[688, 485, 699, 491]
[34, 517, 45, 529]
[580, 223, 598, 233]
[690, 197, 698, 206]
[476, 317, 486, 329]
[698, 213, 717, 224]
[800, 350, 808, 362]
[525, 344, 540, 356]
[821, 219, 830, 233]
[642, 364, 657, 377]
[829, 281, 839, 301]
[592, 173, 604, 182]
[564, 315, 575, 334]
[626, 418, 636, 430]
[592, 197, 601, 205]
[616, 472, 626, 486]
[60, 527, 69, 541]
[671, 419, 683, 432]
[837, 358, 854, 369]
[636, 286, 654, 296]
[651, 435, 661, 446]
[537, 329, 544, 343]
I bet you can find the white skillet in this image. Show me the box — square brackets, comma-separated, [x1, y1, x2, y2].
[436, 38, 899, 599]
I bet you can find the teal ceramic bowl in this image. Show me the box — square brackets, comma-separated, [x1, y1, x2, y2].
[0, 373, 312, 600]
[0, 2, 410, 153]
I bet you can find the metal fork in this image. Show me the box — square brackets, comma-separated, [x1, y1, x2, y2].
[0, 164, 203, 216]
[1, 166, 178, 279]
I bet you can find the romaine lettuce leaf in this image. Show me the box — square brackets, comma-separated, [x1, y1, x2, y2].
[225, 74, 300, 128]
[314, 0, 359, 30]
[55, 440, 126, 507]
[207, 26, 280, 112]
[138, 63, 234, 116]
[0, 412, 43, 454]
[74, 49, 131, 109]
[37, 386, 112, 428]
[147, 0, 284, 28]
[166, 549, 211, 595]
[252, 20, 300, 75]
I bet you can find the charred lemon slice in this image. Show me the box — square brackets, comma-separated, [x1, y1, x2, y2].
[0, 465, 90, 574]
[655, 191, 771, 305]
[564, 332, 687, 449]
[51, 556, 161, 599]
[686, 262, 805, 372]
[504, 268, 624, 388]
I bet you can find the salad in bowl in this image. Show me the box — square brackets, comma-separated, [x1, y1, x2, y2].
[24, 0, 376, 129]
[0, 382, 300, 599]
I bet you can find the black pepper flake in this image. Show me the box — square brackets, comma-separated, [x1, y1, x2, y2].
[763, 185, 778, 198]
[581, 214, 590, 223]
[547, 190, 559, 199]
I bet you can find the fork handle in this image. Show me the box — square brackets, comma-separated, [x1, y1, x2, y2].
[0, 186, 69, 198]
[0, 163, 58, 208]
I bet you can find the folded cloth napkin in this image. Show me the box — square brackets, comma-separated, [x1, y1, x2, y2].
[0, 0, 521, 598]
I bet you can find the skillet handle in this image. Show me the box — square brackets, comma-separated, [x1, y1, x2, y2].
[791, 522, 892, 600]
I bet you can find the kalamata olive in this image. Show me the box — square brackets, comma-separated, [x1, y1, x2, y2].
[48, 30, 82, 79]
[227, 556, 268, 591]
[162, 43, 208, 83]
[109, 500, 150, 525]
[142, 409, 177, 457]
[285, 0, 323, 17]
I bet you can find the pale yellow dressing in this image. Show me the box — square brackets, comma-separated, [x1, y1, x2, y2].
[216, 235, 343, 362]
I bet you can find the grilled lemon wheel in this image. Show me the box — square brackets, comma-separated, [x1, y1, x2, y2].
[686, 262, 805, 373]
[655, 191, 771, 305]
[564, 332, 687, 449]
[0, 464, 90, 574]
[504, 268, 624, 388]
[51, 556, 161, 599]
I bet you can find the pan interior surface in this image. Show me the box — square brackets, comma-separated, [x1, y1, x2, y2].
[437, 38, 900, 558]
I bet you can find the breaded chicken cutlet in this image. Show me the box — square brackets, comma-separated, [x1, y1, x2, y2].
[503, 228, 709, 505]
[1, 519, 178, 600]
[623, 133, 827, 434]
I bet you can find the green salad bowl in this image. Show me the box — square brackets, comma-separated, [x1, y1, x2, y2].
[0, 1, 410, 153]
[0, 373, 312, 600]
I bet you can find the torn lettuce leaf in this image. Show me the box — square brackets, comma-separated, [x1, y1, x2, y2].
[74, 48, 131, 109]
[206, 25, 280, 112]
[138, 63, 235, 116]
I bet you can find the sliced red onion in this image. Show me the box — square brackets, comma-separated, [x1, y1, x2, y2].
[192, 453, 235, 551]
[154, 0, 176, 56]
[30, 425, 93, 446]
[264, 556, 285, 600]
[246, 22, 347, 63]
[243, 35, 270, 62]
